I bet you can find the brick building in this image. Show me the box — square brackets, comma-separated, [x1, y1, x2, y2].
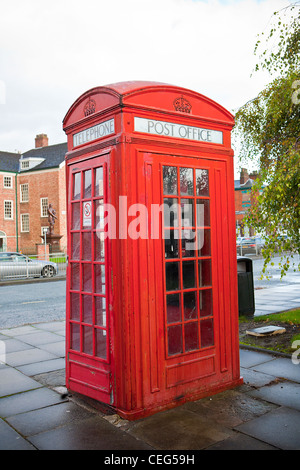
[234, 168, 260, 236]
[0, 134, 67, 254]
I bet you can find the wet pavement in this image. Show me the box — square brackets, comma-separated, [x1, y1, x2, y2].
[0, 294, 300, 451]
[0, 282, 300, 451]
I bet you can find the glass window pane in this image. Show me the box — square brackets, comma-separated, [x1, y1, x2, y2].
[183, 291, 197, 320]
[163, 166, 177, 195]
[96, 329, 107, 359]
[166, 293, 181, 324]
[182, 260, 195, 289]
[71, 232, 80, 260]
[95, 167, 103, 196]
[196, 200, 210, 227]
[82, 263, 92, 292]
[165, 262, 179, 291]
[83, 170, 92, 198]
[95, 264, 105, 294]
[73, 173, 81, 200]
[197, 229, 211, 257]
[196, 169, 209, 196]
[70, 323, 80, 351]
[185, 322, 199, 351]
[164, 230, 179, 258]
[71, 263, 80, 290]
[167, 324, 183, 355]
[95, 200, 104, 230]
[95, 296, 106, 326]
[181, 199, 194, 227]
[83, 326, 93, 355]
[182, 229, 196, 258]
[82, 232, 92, 260]
[70, 292, 80, 321]
[82, 294, 93, 324]
[71, 203, 80, 230]
[199, 289, 213, 317]
[198, 259, 212, 287]
[94, 232, 105, 261]
[201, 318, 214, 348]
[163, 198, 179, 227]
[180, 168, 194, 196]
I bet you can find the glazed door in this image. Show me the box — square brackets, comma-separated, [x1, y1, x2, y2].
[162, 164, 213, 357]
[142, 152, 237, 403]
[66, 154, 111, 404]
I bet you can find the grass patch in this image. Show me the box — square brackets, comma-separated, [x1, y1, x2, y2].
[239, 308, 300, 355]
[252, 309, 300, 325]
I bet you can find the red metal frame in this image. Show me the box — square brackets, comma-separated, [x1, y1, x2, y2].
[63, 81, 242, 420]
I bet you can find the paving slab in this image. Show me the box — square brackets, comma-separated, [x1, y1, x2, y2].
[4, 348, 58, 367]
[33, 321, 65, 332]
[235, 407, 300, 450]
[183, 389, 277, 428]
[15, 331, 63, 347]
[125, 406, 233, 450]
[239, 349, 276, 368]
[0, 418, 35, 450]
[39, 341, 65, 356]
[248, 381, 300, 411]
[0, 367, 42, 397]
[240, 367, 278, 388]
[252, 357, 300, 383]
[246, 325, 286, 336]
[28, 415, 153, 450]
[0, 338, 35, 354]
[254, 309, 272, 316]
[206, 432, 278, 450]
[6, 401, 92, 437]
[0, 325, 40, 337]
[255, 304, 289, 311]
[16, 358, 65, 376]
[0, 387, 67, 418]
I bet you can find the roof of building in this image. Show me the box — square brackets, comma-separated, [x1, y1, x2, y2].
[21, 142, 68, 172]
[234, 178, 254, 190]
[0, 151, 21, 173]
[0, 142, 67, 173]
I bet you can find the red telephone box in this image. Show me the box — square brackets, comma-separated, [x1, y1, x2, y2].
[63, 81, 242, 420]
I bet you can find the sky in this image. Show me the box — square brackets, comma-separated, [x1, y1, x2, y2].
[0, 0, 292, 176]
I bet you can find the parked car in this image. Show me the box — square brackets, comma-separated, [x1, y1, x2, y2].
[236, 236, 265, 255]
[0, 252, 58, 280]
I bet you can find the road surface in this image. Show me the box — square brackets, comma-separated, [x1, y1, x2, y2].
[0, 280, 66, 329]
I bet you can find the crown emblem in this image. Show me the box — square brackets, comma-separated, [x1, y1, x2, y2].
[84, 98, 96, 117]
[173, 95, 192, 113]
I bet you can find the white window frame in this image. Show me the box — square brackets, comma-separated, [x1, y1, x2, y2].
[3, 176, 12, 188]
[4, 200, 13, 220]
[20, 183, 29, 203]
[21, 160, 30, 169]
[40, 197, 48, 217]
[21, 213, 29, 232]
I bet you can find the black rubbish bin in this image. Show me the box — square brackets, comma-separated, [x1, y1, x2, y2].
[237, 256, 255, 317]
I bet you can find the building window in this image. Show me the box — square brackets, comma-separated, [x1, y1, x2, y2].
[20, 184, 29, 202]
[41, 198, 48, 217]
[3, 176, 12, 188]
[21, 160, 29, 169]
[21, 214, 29, 232]
[4, 200, 13, 220]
